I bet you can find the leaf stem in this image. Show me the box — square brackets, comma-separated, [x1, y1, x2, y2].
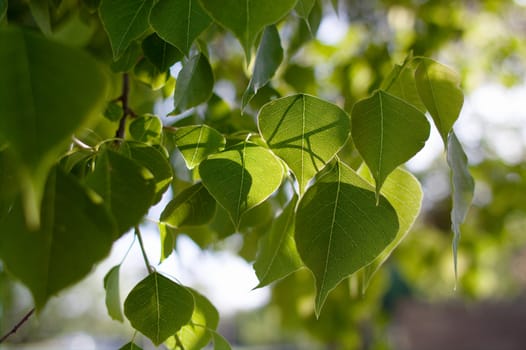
[0, 308, 35, 343]
[174, 333, 186, 350]
[135, 226, 153, 274]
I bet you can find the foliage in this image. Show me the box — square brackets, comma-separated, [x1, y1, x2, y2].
[0, 0, 490, 348]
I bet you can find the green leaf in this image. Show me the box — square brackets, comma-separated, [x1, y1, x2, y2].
[258, 94, 350, 194]
[29, 0, 51, 35]
[0, 168, 116, 309]
[103, 265, 123, 322]
[110, 41, 141, 72]
[198, 0, 296, 60]
[118, 342, 143, 350]
[0, 0, 7, 23]
[160, 182, 217, 228]
[295, 161, 399, 316]
[171, 125, 226, 169]
[104, 101, 124, 122]
[357, 165, 423, 291]
[381, 57, 426, 112]
[351, 90, 430, 199]
[295, 0, 316, 21]
[447, 132, 474, 278]
[129, 114, 163, 144]
[150, 0, 211, 55]
[173, 53, 214, 113]
[0, 150, 19, 220]
[0, 27, 108, 228]
[99, 0, 154, 58]
[211, 331, 232, 350]
[124, 272, 194, 346]
[85, 149, 156, 235]
[142, 33, 183, 72]
[287, 1, 322, 56]
[254, 196, 302, 288]
[199, 141, 284, 227]
[415, 58, 464, 144]
[241, 25, 283, 109]
[169, 290, 219, 350]
[134, 57, 170, 90]
[159, 222, 176, 262]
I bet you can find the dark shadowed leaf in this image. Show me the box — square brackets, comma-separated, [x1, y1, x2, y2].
[142, 33, 183, 72]
[173, 53, 214, 113]
[29, 0, 51, 35]
[110, 41, 141, 72]
[134, 57, 170, 90]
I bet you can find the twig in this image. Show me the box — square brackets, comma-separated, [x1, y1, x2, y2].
[135, 226, 153, 274]
[115, 74, 131, 140]
[0, 308, 35, 343]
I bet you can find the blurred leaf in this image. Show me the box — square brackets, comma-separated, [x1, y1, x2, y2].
[283, 64, 316, 93]
[103, 265, 123, 322]
[99, 0, 154, 58]
[211, 331, 232, 350]
[258, 94, 350, 194]
[129, 114, 163, 144]
[142, 33, 183, 72]
[287, 1, 322, 56]
[110, 41, 141, 72]
[118, 342, 143, 350]
[0, 0, 6, 23]
[171, 125, 226, 169]
[295, 161, 399, 316]
[198, 0, 296, 60]
[134, 57, 170, 90]
[242, 25, 283, 109]
[29, 0, 51, 35]
[415, 58, 464, 144]
[199, 141, 284, 226]
[351, 90, 430, 199]
[447, 132, 474, 277]
[124, 272, 194, 345]
[159, 222, 176, 262]
[295, 0, 315, 21]
[150, 0, 211, 55]
[381, 56, 426, 112]
[0, 168, 116, 309]
[254, 196, 302, 288]
[173, 53, 214, 113]
[104, 101, 124, 122]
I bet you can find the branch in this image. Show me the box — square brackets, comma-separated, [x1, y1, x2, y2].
[115, 73, 132, 140]
[0, 308, 35, 344]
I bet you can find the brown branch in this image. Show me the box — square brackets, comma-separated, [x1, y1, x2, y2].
[0, 308, 35, 343]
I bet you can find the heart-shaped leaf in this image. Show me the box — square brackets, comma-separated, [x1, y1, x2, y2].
[171, 125, 226, 169]
[173, 53, 214, 113]
[129, 114, 163, 144]
[415, 58, 464, 145]
[104, 264, 124, 322]
[99, 0, 154, 58]
[351, 90, 430, 198]
[258, 94, 350, 194]
[199, 141, 284, 226]
[253, 196, 302, 288]
[150, 0, 211, 55]
[0, 27, 108, 228]
[199, 0, 296, 60]
[0, 168, 116, 309]
[295, 161, 399, 315]
[124, 272, 194, 345]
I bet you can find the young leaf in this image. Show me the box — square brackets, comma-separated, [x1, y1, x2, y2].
[142, 33, 183, 72]
[159, 222, 177, 262]
[381, 58, 426, 112]
[118, 342, 143, 350]
[124, 272, 194, 346]
[199, 141, 284, 227]
[242, 25, 283, 109]
[170, 125, 226, 169]
[99, 0, 154, 58]
[447, 132, 474, 278]
[357, 165, 423, 291]
[173, 53, 214, 113]
[0, 168, 116, 309]
[253, 196, 303, 288]
[160, 182, 217, 228]
[295, 161, 399, 316]
[258, 94, 350, 194]
[150, 0, 211, 55]
[415, 58, 464, 145]
[85, 149, 156, 235]
[129, 114, 163, 144]
[351, 90, 430, 199]
[198, 0, 296, 60]
[103, 265, 123, 322]
[0, 27, 108, 228]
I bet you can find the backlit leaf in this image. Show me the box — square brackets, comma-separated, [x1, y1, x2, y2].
[103, 265, 123, 322]
[415, 58, 464, 144]
[129, 114, 163, 144]
[258, 94, 350, 194]
[0, 27, 108, 228]
[124, 272, 194, 345]
[199, 0, 296, 60]
[142, 33, 182, 72]
[211, 331, 232, 350]
[172, 125, 226, 169]
[254, 196, 302, 288]
[447, 132, 474, 278]
[295, 161, 399, 315]
[199, 141, 284, 226]
[242, 25, 283, 109]
[150, 0, 211, 55]
[160, 182, 217, 228]
[0, 168, 116, 309]
[159, 222, 176, 262]
[357, 165, 423, 291]
[381, 56, 426, 112]
[134, 57, 170, 90]
[351, 90, 430, 198]
[173, 53, 214, 113]
[118, 342, 143, 350]
[99, 0, 154, 58]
